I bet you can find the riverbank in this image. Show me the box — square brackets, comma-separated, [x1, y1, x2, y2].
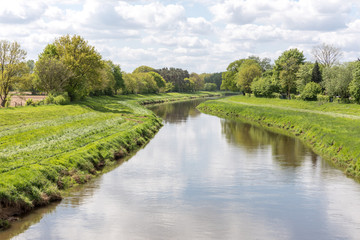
[198, 95, 360, 180]
[0, 92, 222, 229]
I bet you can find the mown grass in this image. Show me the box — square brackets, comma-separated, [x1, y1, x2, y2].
[0, 92, 221, 225]
[198, 95, 360, 179]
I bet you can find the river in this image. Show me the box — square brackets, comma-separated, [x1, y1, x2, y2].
[3, 99, 360, 240]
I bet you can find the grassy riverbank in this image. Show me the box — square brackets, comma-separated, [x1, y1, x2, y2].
[198, 95, 360, 179]
[0, 92, 221, 227]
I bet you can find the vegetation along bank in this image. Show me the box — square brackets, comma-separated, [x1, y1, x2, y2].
[0, 92, 221, 229]
[198, 95, 360, 180]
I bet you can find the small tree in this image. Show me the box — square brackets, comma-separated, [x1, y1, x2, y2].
[311, 61, 322, 83]
[235, 59, 262, 94]
[0, 40, 27, 107]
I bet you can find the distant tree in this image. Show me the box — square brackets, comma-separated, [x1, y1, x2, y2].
[106, 61, 123, 94]
[132, 65, 156, 74]
[157, 67, 189, 92]
[0, 40, 27, 107]
[247, 56, 273, 72]
[148, 71, 166, 90]
[221, 59, 245, 91]
[312, 43, 342, 68]
[349, 62, 360, 103]
[204, 83, 217, 91]
[323, 63, 355, 99]
[235, 59, 262, 94]
[296, 62, 314, 94]
[190, 73, 204, 91]
[311, 61, 322, 83]
[204, 72, 222, 90]
[34, 57, 72, 94]
[275, 49, 305, 98]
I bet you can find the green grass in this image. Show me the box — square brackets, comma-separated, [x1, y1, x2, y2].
[0, 92, 221, 224]
[198, 95, 360, 179]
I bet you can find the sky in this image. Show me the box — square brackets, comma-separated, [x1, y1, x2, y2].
[1, 0, 360, 73]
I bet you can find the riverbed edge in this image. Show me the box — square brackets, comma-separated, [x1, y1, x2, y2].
[0, 92, 223, 230]
[197, 99, 360, 181]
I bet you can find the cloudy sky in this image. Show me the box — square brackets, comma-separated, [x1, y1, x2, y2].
[1, 0, 360, 73]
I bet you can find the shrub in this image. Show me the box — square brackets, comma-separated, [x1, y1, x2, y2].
[204, 83, 217, 91]
[300, 82, 322, 101]
[54, 94, 70, 105]
[45, 94, 55, 104]
[5, 96, 11, 108]
[317, 95, 330, 102]
[25, 98, 35, 106]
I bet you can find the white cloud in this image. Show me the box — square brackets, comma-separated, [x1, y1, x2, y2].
[0, 0, 359, 73]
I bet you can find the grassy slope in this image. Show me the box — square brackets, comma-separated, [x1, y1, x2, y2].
[198, 95, 360, 179]
[0, 92, 221, 223]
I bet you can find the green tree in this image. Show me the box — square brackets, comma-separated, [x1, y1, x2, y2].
[34, 56, 73, 94]
[251, 76, 279, 97]
[204, 83, 217, 91]
[204, 72, 222, 90]
[235, 59, 262, 94]
[323, 63, 355, 100]
[296, 62, 314, 93]
[221, 59, 245, 91]
[148, 71, 166, 90]
[132, 65, 156, 74]
[53, 35, 103, 100]
[275, 49, 305, 98]
[0, 40, 27, 107]
[106, 61, 123, 94]
[190, 72, 204, 91]
[311, 61, 322, 83]
[247, 56, 273, 72]
[300, 82, 322, 101]
[349, 62, 360, 103]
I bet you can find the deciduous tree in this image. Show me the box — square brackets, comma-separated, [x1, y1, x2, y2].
[0, 40, 27, 107]
[312, 43, 342, 68]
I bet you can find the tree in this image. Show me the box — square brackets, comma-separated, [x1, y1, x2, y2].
[204, 72, 222, 90]
[106, 61, 123, 94]
[300, 82, 322, 101]
[34, 56, 72, 94]
[53, 35, 103, 100]
[157, 67, 189, 92]
[349, 62, 360, 103]
[204, 83, 217, 91]
[235, 59, 262, 94]
[247, 56, 273, 72]
[323, 63, 355, 99]
[0, 40, 27, 107]
[221, 59, 245, 91]
[132, 65, 155, 74]
[296, 62, 314, 93]
[251, 76, 279, 97]
[312, 43, 342, 68]
[275, 49, 305, 98]
[148, 71, 166, 90]
[311, 61, 322, 83]
[190, 73, 204, 91]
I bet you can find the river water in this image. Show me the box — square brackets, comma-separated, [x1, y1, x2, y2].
[3, 99, 360, 240]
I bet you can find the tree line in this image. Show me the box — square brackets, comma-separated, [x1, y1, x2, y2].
[221, 44, 360, 103]
[0, 35, 222, 107]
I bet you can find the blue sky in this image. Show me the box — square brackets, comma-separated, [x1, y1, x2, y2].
[1, 0, 360, 73]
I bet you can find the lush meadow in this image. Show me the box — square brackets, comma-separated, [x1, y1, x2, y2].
[0, 92, 220, 226]
[198, 95, 360, 179]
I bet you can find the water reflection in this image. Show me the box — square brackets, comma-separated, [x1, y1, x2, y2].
[5, 99, 360, 240]
[220, 120, 309, 168]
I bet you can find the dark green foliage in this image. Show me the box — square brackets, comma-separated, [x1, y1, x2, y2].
[204, 72, 222, 90]
[220, 59, 245, 91]
[157, 67, 190, 92]
[311, 61, 322, 83]
[300, 82, 322, 101]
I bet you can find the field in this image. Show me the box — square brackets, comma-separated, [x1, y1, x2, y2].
[198, 95, 360, 179]
[0, 92, 221, 225]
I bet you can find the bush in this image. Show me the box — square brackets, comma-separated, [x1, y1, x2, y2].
[271, 93, 282, 99]
[45, 94, 55, 104]
[5, 96, 11, 108]
[300, 82, 322, 101]
[25, 98, 35, 106]
[54, 94, 70, 105]
[317, 95, 330, 102]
